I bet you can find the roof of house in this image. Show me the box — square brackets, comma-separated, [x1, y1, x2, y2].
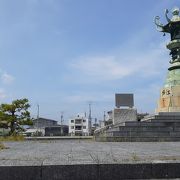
[33, 117, 57, 123]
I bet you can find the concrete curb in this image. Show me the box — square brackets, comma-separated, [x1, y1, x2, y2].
[1, 163, 180, 180]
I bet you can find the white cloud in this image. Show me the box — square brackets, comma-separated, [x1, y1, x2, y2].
[70, 56, 136, 80]
[0, 71, 14, 100]
[1, 72, 14, 84]
[0, 88, 7, 99]
[69, 40, 168, 82]
[64, 94, 97, 104]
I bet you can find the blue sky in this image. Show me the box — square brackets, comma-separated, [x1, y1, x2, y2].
[0, 0, 179, 124]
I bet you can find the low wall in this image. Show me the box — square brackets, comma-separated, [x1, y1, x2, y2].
[1, 163, 180, 180]
[25, 136, 94, 141]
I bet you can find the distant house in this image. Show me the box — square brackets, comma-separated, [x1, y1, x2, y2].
[32, 118, 70, 137]
[33, 117, 58, 129]
[45, 125, 68, 136]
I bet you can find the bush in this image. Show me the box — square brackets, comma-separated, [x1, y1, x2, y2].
[0, 135, 24, 141]
[0, 142, 8, 150]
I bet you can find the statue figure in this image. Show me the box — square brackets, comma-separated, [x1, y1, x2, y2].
[154, 16, 164, 32]
[155, 7, 180, 32]
[155, 7, 180, 64]
[171, 7, 180, 22]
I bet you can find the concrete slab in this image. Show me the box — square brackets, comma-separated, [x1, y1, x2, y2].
[1, 140, 180, 166]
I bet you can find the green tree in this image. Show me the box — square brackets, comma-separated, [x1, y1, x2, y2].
[0, 98, 31, 135]
[0, 111, 9, 128]
[20, 119, 33, 126]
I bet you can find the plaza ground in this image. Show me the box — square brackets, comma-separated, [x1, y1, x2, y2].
[1, 140, 180, 166]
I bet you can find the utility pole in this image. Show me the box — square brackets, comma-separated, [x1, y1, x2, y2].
[103, 111, 106, 121]
[103, 111, 106, 126]
[60, 111, 64, 125]
[88, 103, 92, 123]
[36, 104, 40, 136]
[95, 118, 97, 129]
[88, 103, 92, 135]
[60, 111, 64, 135]
[37, 104, 39, 130]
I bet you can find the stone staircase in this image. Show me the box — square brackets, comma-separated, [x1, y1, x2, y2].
[95, 112, 180, 142]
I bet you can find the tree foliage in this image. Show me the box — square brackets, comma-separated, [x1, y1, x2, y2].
[0, 98, 31, 134]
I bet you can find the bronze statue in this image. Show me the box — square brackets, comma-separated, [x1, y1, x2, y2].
[155, 7, 180, 64]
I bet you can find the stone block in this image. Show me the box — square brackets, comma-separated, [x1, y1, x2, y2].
[110, 131, 171, 137]
[118, 126, 173, 132]
[98, 164, 151, 180]
[42, 165, 98, 180]
[170, 131, 180, 136]
[125, 121, 170, 127]
[112, 108, 137, 125]
[96, 136, 180, 142]
[151, 163, 169, 178]
[174, 126, 180, 131]
[159, 112, 180, 116]
[0, 166, 41, 180]
[167, 163, 180, 178]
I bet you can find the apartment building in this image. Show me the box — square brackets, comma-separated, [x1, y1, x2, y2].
[69, 114, 91, 136]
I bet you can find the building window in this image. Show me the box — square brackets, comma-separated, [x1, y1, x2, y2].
[71, 126, 74, 129]
[83, 126, 86, 129]
[83, 120, 86, 122]
[75, 119, 82, 124]
[71, 120, 74, 123]
[75, 126, 82, 130]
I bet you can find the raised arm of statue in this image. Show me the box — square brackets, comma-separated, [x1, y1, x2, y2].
[165, 9, 171, 23]
[154, 16, 164, 31]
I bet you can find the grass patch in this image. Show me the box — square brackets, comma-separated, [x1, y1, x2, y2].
[0, 135, 24, 141]
[131, 153, 140, 161]
[0, 142, 9, 150]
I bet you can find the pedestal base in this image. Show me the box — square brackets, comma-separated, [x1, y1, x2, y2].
[156, 85, 180, 113]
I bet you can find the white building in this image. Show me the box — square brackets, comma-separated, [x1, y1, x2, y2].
[69, 114, 91, 136]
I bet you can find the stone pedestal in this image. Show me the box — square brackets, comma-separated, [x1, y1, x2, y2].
[156, 85, 180, 112]
[156, 62, 180, 113]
